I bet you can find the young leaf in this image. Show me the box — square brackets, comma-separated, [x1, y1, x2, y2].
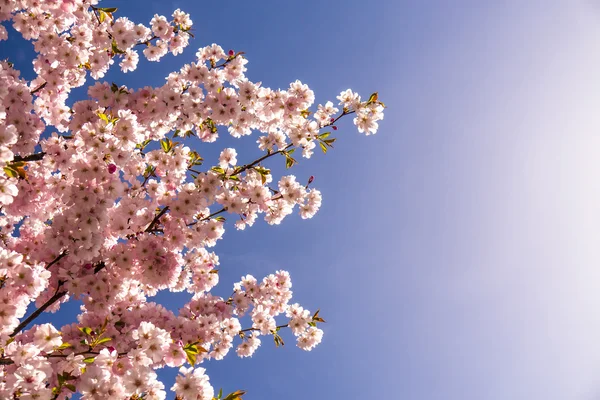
[95, 337, 112, 345]
[160, 138, 173, 153]
[56, 342, 72, 350]
[111, 40, 126, 55]
[367, 92, 378, 104]
[319, 141, 328, 154]
[285, 155, 296, 169]
[79, 327, 92, 336]
[223, 390, 247, 400]
[185, 349, 197, 366]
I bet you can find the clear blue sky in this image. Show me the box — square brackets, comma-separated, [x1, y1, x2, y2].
[3, 1, 600, 399]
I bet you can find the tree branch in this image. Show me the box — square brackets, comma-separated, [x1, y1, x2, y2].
[13, 152, 46, 162]
[239, 324, 288, 334]
[30, 82, 47, 95]
[144, 206, 170, 233]
[10, 285, 67, 337]
[11, 260, 105, 337]
[232, 144, 293, 177]
[46, 251, 68, 270]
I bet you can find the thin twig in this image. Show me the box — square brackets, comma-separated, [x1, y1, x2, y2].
[30, 82, 47, 95]
[144, 207, 170, 233]
[45, 251, 68, 270]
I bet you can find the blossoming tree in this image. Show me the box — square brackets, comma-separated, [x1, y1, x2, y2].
[0, 1, 385, 399]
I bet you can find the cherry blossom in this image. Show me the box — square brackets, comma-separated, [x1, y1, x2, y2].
[0, 1, 384, 398]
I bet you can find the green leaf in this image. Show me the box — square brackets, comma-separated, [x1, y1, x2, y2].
[65, 384, 76, 392]
[56, 342, 72, 350]
[79, 327, 92, 336]
[214, 216, 226, 222]
[83, 356, 95, 364]
[218, 388, 223, 399]
[160, 138, 173, 153]
[143, 165, 156, 178]
[98, 10, 106, 23]
[323, 138, 337, 147]
[135, 140, 152, 150]
[95, 337, 112, 345]
[223, 390, 247, 400]
[319, 141, 328, 154]
[312, 309, 326, 323]
[111, 40, 126, 55]
[253, 166, 270, 184]
[3, 166, 18, 179]
[97, 113, 109, 123]
[188, 150, 203, 166]
[273, 332, 285, 348]
[211, 166, 225, 175]
[185, 349, 197, 366]
[111, 83, 119, 93]
[318, 132, 331, 140]
[98, 7, 118, 12]
[367, 92, 379, 104]
[285, 155, 296, 169]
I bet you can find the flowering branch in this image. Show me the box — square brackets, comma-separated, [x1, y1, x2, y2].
[10, 284, 67, 337]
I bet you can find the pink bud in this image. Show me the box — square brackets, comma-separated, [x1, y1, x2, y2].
[107, 346, 116, 354]
[228, 49, 235, 56]
[330, 117, 335, 122]
[108, 164, 117, 174]
[83, 263, 92, 270]
[308, 176, 314, 185]
[332, 126, 338, 130]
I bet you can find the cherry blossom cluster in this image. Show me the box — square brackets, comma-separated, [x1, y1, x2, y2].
[0, 0, 385, 399]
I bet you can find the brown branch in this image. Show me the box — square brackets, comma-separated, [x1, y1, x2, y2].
[30, 82, 47, 95]
[10, 285, 67, 337]
[187, 208, 226, 227]
[11, 260, 105, 337]
[232, 144, 293, 177]
[13, 152, 46, 162]
[93, 261, 106, 274]
[46, 251, 68, 270]
[135, 35, 159, 46]
[0, 350, 129, 366]
[239, 324, 289, 334]
[144, 206, 169, 233]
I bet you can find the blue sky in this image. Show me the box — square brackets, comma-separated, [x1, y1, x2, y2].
[4, 1, 600, 399]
